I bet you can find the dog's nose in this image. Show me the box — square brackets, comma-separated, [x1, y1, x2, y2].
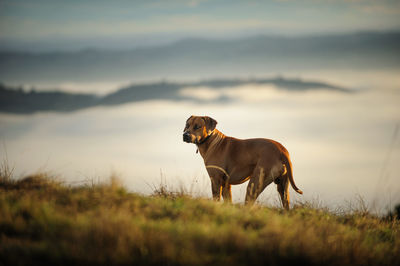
[183, 132, 191, 142]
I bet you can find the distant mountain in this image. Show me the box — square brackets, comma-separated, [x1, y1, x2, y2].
[0, 77, 349, 114]
[0, 32, 399, 84]
[0, 84, 98, 114]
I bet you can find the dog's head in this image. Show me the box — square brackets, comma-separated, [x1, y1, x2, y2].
[183, 115, 217, 144]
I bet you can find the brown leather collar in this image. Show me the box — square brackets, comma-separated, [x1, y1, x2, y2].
[197, 131, 214, 145]
[196, 131, 214, 153]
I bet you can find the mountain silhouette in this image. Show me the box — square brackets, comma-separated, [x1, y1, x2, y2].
[0, 32, 399, 83]
[0, 77, 349, 114]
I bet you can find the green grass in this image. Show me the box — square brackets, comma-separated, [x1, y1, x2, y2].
[0, 172, 399, 266]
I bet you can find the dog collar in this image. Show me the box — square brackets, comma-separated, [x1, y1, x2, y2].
[198, 131, 214, 145]
[196, 131, 214, 153]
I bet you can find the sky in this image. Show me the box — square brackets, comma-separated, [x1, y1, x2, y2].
[1, 0, 400, 51]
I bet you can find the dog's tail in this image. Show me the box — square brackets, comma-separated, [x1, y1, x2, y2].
[282, 154, 303, 194]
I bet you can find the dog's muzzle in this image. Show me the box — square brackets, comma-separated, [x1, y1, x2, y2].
[183, 132, 192, 143]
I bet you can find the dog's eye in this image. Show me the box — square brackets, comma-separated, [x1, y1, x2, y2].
[194, 125, 201, 130]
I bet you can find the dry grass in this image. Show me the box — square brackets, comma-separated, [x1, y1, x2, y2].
[0, 169, 399, 266]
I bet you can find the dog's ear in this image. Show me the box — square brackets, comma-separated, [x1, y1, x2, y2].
[203, 116, 217, 132]
[184, 115, 193, 131]
[186, 115, 193, 122]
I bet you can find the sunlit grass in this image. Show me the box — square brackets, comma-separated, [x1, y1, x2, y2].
[0, 168, 399, 266]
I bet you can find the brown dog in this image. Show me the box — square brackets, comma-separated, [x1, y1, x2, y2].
[183, 115, 302, 209]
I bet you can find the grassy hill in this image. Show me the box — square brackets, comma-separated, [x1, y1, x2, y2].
[0, 171, 399, 266]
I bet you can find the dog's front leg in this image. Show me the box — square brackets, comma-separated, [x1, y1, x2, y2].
[222, 183, 232, 203]
[210, 177, 222, 201]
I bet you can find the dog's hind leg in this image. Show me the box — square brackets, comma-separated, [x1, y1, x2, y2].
[277, 175, 290, 210]
[245, 166, 274, 205]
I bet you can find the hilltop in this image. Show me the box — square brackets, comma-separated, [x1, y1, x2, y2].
[0, 172, 399, 266]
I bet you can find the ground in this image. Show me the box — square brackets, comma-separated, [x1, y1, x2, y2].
[0, 172, 399, 266]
